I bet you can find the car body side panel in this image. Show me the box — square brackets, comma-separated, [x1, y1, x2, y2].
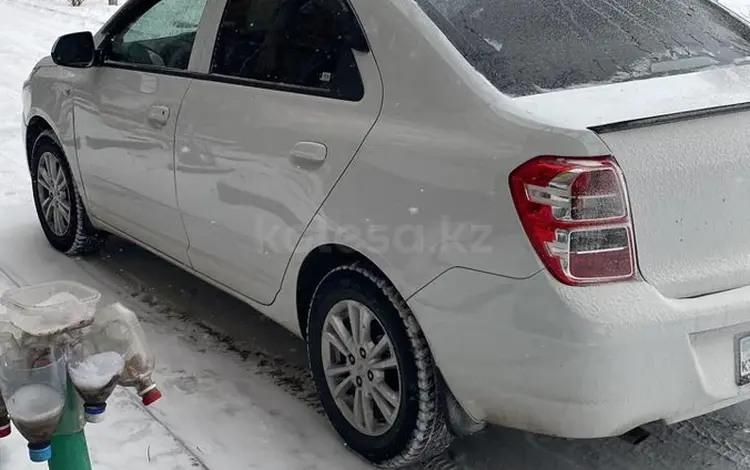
[249, 0, 614, 335]
[288, 0, 611, 301]
[74, 68, 192, 264]
[24, 61, 94, 207]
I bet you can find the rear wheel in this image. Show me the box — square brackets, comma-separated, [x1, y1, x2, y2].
[30, 131, 106, 255]
[307, 263, 452, 468]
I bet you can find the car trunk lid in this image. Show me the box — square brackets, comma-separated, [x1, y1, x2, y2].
[516, 65, 750, 299]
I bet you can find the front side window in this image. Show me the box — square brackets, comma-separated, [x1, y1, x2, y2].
[416, 0, 750, 97]
[211, 0, 364, 100]
[106, 0, 209, 70]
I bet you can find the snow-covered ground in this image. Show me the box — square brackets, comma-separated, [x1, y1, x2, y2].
[0, 205, 373, 470]
[5, 0, 750, 469]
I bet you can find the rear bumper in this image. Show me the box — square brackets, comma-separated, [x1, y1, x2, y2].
[407, 268, 750, 438]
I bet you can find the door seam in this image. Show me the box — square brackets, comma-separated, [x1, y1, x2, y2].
[172, 79, 195, 267]
[269, 43, 387, 306]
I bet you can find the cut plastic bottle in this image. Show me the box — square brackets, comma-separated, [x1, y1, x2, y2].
[86, 303, 161, 406]
[67, 336, 124, 423]
[0, 344, 67, 462]
[0, 281, 101, 337]
[0, 331, 20, 439]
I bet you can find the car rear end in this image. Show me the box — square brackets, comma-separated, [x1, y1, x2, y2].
[408, 0, 750, 436]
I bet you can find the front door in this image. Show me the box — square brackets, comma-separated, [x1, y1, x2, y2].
[74, 0, 209, 264]
[175, 0, 383, 304]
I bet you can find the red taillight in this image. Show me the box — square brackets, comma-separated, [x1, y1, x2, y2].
[509, 156, 635, 286]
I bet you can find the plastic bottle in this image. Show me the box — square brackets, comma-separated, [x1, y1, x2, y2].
[87, 303, 161, 406]
[0, 331, 20, 439]
[67, 335, 125, 423]
[0, 344, 67, 462]
[0, 281, 101, 337]
[0, 396, 11, 438]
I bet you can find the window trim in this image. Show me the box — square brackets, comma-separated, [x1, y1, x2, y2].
[101, 60, 192, 76]
[97, 61, 366, 102]
[204, 71, 365, 101]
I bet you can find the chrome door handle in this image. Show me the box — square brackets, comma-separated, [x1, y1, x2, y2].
[147, 105, 170, 127]
[290, 141, 327, 164]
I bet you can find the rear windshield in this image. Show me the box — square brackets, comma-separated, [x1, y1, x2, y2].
[415, 0, 750, 96]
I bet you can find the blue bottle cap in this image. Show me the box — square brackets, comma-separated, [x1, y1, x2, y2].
[84, 403, 107, 423]
[28, 443, 52, 462]
[84, 403, 107, 415]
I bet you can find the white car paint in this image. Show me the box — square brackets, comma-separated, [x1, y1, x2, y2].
[21, 0, 750, 455]
[74, 68, 193, 264]
[173, 49, 382, 305]
[518, 65, 750, 299]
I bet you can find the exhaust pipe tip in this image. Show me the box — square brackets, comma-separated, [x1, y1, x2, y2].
[620, 427, 650, 445]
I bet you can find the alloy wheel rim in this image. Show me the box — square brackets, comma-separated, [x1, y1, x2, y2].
[321, 299, 402, 436]
[37, 152, 72, 236]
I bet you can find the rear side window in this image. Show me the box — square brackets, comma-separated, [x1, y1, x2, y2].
[210, 0, 365, 100]
[416, 0, 750, 96]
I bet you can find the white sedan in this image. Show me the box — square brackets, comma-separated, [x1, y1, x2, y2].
[21, 0, 750, 466]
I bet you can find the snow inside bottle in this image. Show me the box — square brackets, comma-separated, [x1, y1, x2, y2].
[88, 303, 161, 406]
[67, 335, 124, 423]
[0, 331, 20, 439]
[0, 344, 67, 463]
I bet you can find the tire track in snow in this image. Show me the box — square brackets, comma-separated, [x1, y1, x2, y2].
[76, 243, 324, 414]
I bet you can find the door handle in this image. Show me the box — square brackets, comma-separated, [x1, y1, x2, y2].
[147, 105, 170, 127]
[290, 141, 327, 164]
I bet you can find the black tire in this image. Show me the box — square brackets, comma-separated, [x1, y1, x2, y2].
[30, 130, 106, 255]
[307, 263, 452, 468]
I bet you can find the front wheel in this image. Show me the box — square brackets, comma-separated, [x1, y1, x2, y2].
[307, 263, 452, 468]
[30, 131, 106, 255]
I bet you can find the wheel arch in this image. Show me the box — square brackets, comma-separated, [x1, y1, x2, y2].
[296, 243, 390, 340]
[295, 243, 487, 441]
[27, 123, 107, 256]
[301, 253, 458, 465]
[25, 112, 96, 226]
[25, 115, 57, 170]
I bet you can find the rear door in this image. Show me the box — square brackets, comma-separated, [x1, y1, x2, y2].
[174, 0, 382, 304]
[74, 0, 209, 264]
